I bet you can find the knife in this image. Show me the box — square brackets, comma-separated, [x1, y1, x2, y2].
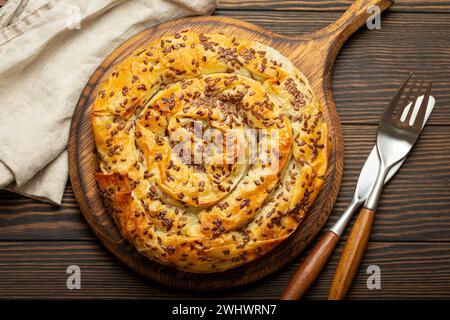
[280, 95, 435, 300]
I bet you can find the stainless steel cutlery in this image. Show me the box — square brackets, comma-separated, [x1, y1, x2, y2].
[281, 74, 434, 300]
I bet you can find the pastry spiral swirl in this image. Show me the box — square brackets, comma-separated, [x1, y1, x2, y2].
[92, 31, 328, 273]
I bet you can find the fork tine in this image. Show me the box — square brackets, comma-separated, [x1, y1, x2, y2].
[382, 72, 413, 121]
[400, 77, 417, 123]
[412, 80, 432, 131]
[404, 78, 421, 124]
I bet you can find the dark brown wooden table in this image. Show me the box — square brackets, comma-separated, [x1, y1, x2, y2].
[1, 0, 450, 299]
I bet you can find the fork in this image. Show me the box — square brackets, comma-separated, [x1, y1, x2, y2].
[328, 73, 432, 300]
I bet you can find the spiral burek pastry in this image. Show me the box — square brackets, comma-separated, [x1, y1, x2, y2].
[92, 31, 329, 273]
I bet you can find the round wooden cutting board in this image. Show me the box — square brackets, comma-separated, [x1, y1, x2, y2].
[68, 0, 393, 290]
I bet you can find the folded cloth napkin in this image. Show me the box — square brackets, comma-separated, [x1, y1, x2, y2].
[0, 0, 217, 205]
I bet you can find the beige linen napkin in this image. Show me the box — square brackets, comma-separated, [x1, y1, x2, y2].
[0, 0, 217, 205]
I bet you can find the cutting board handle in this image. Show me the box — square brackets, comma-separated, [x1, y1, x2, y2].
[302, 0, 394, 66]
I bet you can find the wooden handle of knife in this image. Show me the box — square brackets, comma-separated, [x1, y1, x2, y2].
[328, 208, 375, 300]
[281, 231, 340, 300]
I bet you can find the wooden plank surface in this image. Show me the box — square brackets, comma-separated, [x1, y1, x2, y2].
[219, 0, 450, 12]
[1, 0, 450, 299]
[1, 240, 450, 299]
[215, 10, 450, 125]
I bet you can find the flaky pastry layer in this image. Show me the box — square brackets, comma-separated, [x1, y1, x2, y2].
[92, 31, 329, 273]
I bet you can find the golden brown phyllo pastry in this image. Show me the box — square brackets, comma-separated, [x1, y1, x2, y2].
[91, 31, 328, 273]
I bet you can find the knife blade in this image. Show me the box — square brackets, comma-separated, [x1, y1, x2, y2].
[330, 95, 435, 235]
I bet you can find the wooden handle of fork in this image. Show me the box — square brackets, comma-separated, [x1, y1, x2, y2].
[281, 231, 340, 300]
[328, 208, 375, 300]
